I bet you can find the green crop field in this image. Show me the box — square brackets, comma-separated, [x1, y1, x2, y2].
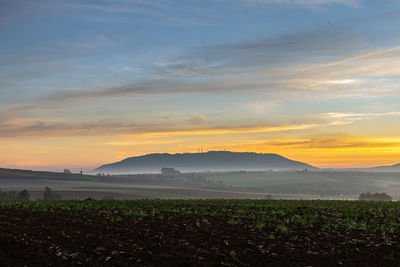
[2, 199, 400, 266]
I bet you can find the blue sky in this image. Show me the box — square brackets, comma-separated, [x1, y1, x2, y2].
[1, 0, 400, 170]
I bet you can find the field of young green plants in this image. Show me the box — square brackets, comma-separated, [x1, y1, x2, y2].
[2, 199, 400, 266]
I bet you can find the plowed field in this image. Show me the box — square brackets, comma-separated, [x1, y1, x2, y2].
[1, 200, 400, 266]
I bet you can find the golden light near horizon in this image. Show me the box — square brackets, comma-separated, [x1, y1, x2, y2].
[1, 0, 400, 171]
[2, 127, 400, 170]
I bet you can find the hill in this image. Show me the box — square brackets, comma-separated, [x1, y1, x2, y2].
[369, 163, 400, 172]
[95, 151, 317, 174]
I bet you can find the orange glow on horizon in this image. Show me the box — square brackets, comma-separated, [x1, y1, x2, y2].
[1, 135, 399, 171]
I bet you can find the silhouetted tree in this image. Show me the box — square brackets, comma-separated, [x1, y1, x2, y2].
[161, 167, 181, 176]
[359, 192, 392, 201]
[0, 189, 16, 200]
[16, 189, 30, 200]
[43, 186, 62, 200]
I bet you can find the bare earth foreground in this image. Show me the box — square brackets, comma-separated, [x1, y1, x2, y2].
[1, 200, 400, 266]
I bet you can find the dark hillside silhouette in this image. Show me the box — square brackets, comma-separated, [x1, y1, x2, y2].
[95, 151, 317, 173]
[369, 163, 400, 172]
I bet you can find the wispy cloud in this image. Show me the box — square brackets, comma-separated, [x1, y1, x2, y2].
[165, 17, 218, 27]
[3, 109, 400, 139]
[2, 41, 400, 125]
[0, 116, 318, 138]
[224, 137, 400, 150]
[64, 0, 217, 27]
[154, 41, 400, 101]
[102, 139, 180, 147]
[100, 0, 172, 9]
[238, 0, 361, 7]
[65, 3, 161, 16]
[157, 30, 365, 75]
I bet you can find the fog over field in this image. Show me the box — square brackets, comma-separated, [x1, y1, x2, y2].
[2, 161, 400, 200]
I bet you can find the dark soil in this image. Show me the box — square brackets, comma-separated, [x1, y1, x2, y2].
[1, 207, 400, 266]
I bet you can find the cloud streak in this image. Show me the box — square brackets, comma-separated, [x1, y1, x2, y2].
[238, 0, 361, 7]
[2, 110, 399, 139]
[2, 41, 400, 132]
[65, 3, 161, 16]
[251, 137, 400, 149]
[157, 30, 365, 75]
[0, 118, 319, 138]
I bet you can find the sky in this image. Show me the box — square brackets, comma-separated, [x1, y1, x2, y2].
[1, 0, 400, 171]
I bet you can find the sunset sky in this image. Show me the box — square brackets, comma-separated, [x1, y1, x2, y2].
[1, 0, 400, 171]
